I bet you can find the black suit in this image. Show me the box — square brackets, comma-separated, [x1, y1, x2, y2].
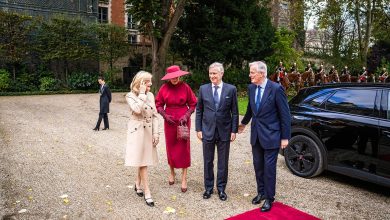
[195, 82, 239, 193]
[95, 84, 112, 129]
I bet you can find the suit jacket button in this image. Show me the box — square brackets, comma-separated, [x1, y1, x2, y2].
[144, 126, 146, 128]
[135, 128, 137, 130]
[145, 107, 147, 109]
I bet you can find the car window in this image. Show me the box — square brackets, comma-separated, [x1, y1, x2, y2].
[325, 89, 377, 117]
[305, 91, 333, 108]
[303, 88, 333, 102]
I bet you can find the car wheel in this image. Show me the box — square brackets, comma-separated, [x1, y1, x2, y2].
[284, 135, 325, 178]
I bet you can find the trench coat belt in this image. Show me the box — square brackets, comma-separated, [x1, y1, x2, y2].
[129, 117, 152, 123]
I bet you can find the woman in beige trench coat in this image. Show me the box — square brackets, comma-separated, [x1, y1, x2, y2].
[125, 71, 159, 207]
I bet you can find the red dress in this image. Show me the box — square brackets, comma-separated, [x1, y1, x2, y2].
[155, 82, 197, 168]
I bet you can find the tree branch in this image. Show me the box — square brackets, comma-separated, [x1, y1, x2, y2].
[159, 0, 187, 51]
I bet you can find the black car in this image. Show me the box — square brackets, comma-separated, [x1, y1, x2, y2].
[283, 83, 390, 187]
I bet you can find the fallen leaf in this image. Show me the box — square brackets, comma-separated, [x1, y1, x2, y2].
[28, 188, 33, 191]
[127, 185, 134, 189]
[243, 193, 250, 197]
[59, 194, 68, 199]
[106, 201, 112, 205]
[63, 198, 69, 204]
[28, 196, 33, 201]
[171, 195, 176, 201]
[178, 209, 187, 216]
[63, 215, 68, 219]
[163, 207, 176, 214]
[18, 209, 27, 213]
[108, 207, 113, 212]
[117, 161, 124, 165]
[106, 185, 111, 188]
[245, 160, 251, 164]
[16, 200, 20, 203]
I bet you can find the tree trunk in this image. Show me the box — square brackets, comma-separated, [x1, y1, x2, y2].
[64, 59, 69, 85]
[362, 0, 374, 65]
[142, 36, 146, 69]
[355, 0, 363, 64]
[151, 37, 167, 92]
[12, 64, 16, 81]
[150, 0, 187, 91]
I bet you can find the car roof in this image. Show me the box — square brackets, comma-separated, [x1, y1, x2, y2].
[310, 83, 390, 89]
[290, 83, 390, 104]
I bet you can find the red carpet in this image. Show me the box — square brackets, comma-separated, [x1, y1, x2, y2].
[226, 202, 320, 220]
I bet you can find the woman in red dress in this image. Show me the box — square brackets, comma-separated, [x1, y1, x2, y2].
[155, 65, 197, 193]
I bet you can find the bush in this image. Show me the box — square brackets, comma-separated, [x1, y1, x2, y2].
[68, 72, 98, 90]
[0, 69, 11, 91]
[8, 72, 38, 92]
[39, 76, 60, 91]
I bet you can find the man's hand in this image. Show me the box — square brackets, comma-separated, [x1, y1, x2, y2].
[238, 124, 246, 134]
[281, 139, 289, 149]
[230, 133, 236, 142]
[197, 131, 203, 140]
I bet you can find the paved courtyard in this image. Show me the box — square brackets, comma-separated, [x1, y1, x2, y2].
[0, 93, 389, 219]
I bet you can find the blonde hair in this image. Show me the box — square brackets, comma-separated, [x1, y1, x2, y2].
[130, 71, 152, 95]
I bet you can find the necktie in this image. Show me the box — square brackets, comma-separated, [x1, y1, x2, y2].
[256, 85, 262, 111]
[213, 85, 219, 109]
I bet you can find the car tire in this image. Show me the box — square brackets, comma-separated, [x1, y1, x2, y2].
[284, 135, 325, 178]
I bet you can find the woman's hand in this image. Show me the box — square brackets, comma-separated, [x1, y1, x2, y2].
[139, 79, 147, 94]
[153, 135, 159, 146]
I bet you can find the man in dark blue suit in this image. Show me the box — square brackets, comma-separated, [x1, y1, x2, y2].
[195, 62, 239, 201]
[93, 76, 112, 131]
[238, 61, 291, 212]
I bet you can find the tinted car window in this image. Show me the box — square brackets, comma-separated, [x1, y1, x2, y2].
[305, 91, 333, 108]
[325, 89, 377, 117]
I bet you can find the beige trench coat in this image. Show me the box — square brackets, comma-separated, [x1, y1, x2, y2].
[125, 92, 159, 166]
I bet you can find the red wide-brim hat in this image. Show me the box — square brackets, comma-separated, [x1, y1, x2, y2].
[161, 65, 189, 80]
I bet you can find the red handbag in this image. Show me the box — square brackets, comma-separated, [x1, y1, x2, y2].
[177, 121, 190, 140]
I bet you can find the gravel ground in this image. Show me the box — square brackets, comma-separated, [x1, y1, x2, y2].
[0, 93, 389, 220]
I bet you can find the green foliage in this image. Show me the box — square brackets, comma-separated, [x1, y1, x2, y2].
[0, 69, 11, 91]
[223, 67, 250, 91]
[0, 11, 35, 79]
[181, 68, 210, 91]
[68, 72, 98, 90]
[37, 16, 96, 61]
[10, 72, 38, 92]
[265, 28, 303, 71]
[238, 96, 249, 116]
[374, 57, 390, 75]
[93, 23, 130, 70]
[173, 0, 275, 69]
[182, 67, 250, 93]
[125, 0, 164, 37]
[36, 16, 97, 81]
[39, 76, 60, 91]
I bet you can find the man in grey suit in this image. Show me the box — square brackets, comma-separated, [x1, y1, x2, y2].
[238, 61, 291, 212]
[195, 62, 239, 201]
